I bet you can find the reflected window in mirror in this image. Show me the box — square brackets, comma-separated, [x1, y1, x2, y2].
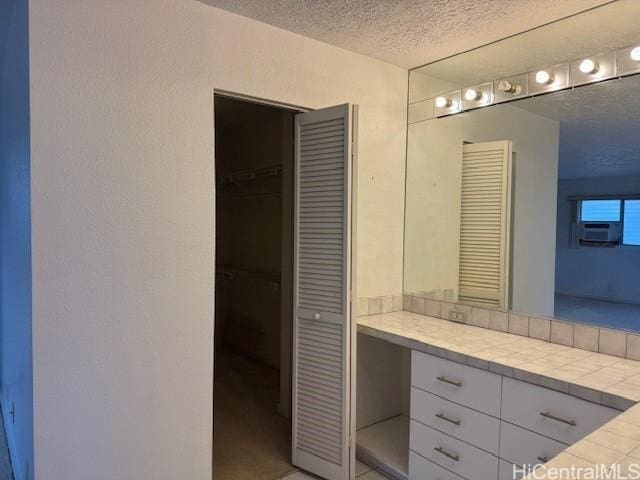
[404, 1, 640, 332]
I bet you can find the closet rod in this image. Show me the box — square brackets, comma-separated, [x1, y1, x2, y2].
[217, 191, 282, 199]
[218, 163, 283, 186]
[216, 265, 281, 285]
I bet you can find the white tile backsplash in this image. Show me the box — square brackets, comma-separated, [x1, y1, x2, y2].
[471, 307, 491, 328]
[381, 295, 394, 314]
[490, 310, 508, 332]
[368, 297, 382, 315]
[627, 334, 640, 361]
[411, 295, 426, 315]
[529, 316, 551, 341]
[574, 324, 600, 352]
[357, 298, 369, 317]
[393, 295, 403, 312]
[402, 294, 412, 313]
[508, 313, 529, 336]
[357, 294, 404, 317]
[551, 320, 574, 347]
[362, 292, 638, 361]
[599, 329, 627, 358]
[425, 299, 440, 318]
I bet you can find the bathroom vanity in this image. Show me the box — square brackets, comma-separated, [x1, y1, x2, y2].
[356, 311, 640, 480]
[353, 3, 640, 479]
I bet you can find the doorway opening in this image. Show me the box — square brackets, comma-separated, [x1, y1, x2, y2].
[213, 93, 299, 480]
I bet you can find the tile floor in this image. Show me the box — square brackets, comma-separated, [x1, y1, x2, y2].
[281, 460, 389, 479]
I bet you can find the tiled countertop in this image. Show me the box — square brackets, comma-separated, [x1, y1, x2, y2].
[357, 311, 640, 478]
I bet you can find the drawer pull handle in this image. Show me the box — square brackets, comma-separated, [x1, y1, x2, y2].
[436, 375, 462, 387]
[537, 456, 549, 463]
[434, 446, 459, 462]
[435, 412, 461, 426]
[539, 411, 576, 426]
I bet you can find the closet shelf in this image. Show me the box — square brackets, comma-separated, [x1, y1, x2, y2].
[218, 164, 283, 186]
[356, 415, 409, 480]
[217, 191, 282, 199]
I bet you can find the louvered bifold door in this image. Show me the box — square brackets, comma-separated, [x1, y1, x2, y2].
[458, 141, 512, 309]
[292, 104, 356, 480]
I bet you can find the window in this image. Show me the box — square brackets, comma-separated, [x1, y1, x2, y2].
[624, 200, 640, 246]
[581, 199, 621, 221]
[579, 198, 640, 246]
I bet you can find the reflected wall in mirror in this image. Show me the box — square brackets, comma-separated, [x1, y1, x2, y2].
[404, 0, 640, 332]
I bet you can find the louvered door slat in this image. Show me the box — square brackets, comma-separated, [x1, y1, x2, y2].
[293, 104, 355, 480]
[458, 141, 512, 309]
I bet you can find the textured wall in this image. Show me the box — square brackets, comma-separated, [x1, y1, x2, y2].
[0, 0, 33, 479]
[28, 1, 407, 478]
[556, 176, 640, 304]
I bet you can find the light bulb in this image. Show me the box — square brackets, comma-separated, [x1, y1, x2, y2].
[435, 96, 450, 108]
[464, 89, 480, 101]
[631, 47, 640, 62]
[579, 59, 598, 74]
[535, 70, 553, 85]
[498, 80, 521, 94]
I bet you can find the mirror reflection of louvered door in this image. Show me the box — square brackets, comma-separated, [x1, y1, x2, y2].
[458, 141, 512, 309]
[292, 104, 357, 480]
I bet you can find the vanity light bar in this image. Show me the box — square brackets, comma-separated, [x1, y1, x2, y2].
[434, 90, 462, 116]
[429, 43, 640, 118]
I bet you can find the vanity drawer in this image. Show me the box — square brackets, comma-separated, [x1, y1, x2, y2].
[499, 420, 567, 467]
[410, 419, 498, 480]
[409, 450, 465, 480]
[499, 459, 527, 480]
[501, 377, 618, 444]
[411, 351, 502, 417]
[411, 386, 500, 454]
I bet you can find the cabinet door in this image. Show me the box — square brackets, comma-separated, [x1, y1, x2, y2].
[292, 104, 358, 480]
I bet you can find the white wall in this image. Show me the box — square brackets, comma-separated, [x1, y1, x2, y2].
[405, 104, 559, 316]
[356, 334, 409, 430]
[0, 1, 33, 479]
[556, 176, 640, 304]
[28, 1, 407, 478]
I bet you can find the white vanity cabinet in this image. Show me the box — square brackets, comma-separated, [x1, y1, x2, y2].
[411, 352, 502, 417]
[410, 352, 501, 479]
[501, 377, 618, 445]
[408, 350, 619, 480]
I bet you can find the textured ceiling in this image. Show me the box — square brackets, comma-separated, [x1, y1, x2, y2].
[515, 76, 640, 180]
[412, 0, 640, 89]
[200, 0, 611, 68]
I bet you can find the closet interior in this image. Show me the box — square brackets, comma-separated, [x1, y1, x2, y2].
[213, 94, 296, 480]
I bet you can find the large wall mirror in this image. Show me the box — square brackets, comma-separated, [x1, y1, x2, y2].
[404, 0, 640, 332]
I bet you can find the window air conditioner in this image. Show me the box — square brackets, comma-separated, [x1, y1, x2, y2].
[578, 222, 621, 243]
